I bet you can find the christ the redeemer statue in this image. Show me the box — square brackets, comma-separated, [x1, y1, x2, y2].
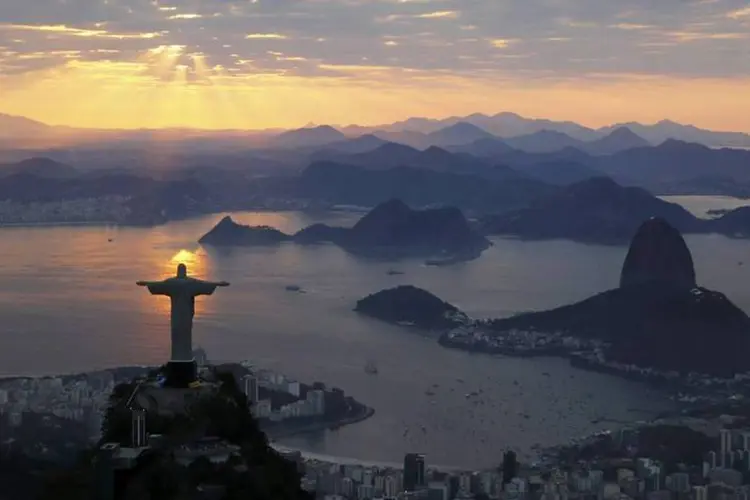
[137, 263, 229, 387]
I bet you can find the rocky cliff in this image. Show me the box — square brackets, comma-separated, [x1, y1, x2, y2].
[619, 217, 697, 289]
[487, 219, 750, 376]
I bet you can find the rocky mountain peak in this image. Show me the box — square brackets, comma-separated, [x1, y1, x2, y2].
[619, 217, 696, 290]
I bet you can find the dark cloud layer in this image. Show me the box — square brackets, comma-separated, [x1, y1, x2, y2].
[1, 0, 748, 81]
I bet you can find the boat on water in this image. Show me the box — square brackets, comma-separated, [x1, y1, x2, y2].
[364, 360, 378, 375]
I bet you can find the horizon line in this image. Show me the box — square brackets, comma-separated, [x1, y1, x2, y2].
[3, 111, 749, 136]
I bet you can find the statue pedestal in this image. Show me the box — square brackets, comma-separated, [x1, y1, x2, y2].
[164, 360, 197, 388]
[134, 382, 220, 417]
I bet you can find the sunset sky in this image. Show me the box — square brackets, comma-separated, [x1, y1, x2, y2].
[1, 0, 749, 132]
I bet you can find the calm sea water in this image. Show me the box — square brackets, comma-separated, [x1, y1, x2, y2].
[660, 195, 750, 219]
[0, 196, 748, 468]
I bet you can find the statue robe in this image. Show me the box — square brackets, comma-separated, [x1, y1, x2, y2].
[142, 278, 223, 361]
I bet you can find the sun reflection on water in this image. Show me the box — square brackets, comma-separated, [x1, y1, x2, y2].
[140, 248, 215, 318]
[165, 248, 205, 278]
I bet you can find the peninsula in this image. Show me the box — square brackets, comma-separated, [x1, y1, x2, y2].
[199, 199, 492, 262]
[441, 218, 750, 378]
[480, 176, 750, 245]
[480, 177, 702, 244]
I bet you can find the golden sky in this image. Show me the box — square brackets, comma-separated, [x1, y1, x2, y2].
[1, 0, 749, 132]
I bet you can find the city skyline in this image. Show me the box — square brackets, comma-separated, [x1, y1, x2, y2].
[0, 0, 749, 132]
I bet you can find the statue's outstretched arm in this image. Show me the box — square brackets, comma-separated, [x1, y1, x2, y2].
[136, 281, 172, 295]
[192, 280, 230, 296]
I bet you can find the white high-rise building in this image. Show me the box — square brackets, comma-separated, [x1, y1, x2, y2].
[243, 375, 259, 404]
[131, 408, 147, 448]
[742, 432, 750, 451]
[721, 429, 733, 455]
[721, 429, 733, 467]
[307, 390, 325, 415]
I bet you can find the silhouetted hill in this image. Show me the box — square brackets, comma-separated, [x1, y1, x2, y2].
[297, 161, 557, 213]
[0, 113, 52, 137]
[0, 157, 77, 178]
[710, 207, 750, 238]
[343, 142, 423, 168]
[270, 125, 346, 148]
[348, 112, 749, 147]
[198, 216, 291, 245]
[447, 137, 516, 157]
[41, 369, 313, 500]
[596, 140, 750, 187]
[499, 146, 595, 167]
[199, 200, 492, 261]
[355, 285, 469, 329]
[324, 144, 523, 180]
[620, 217, 696, 289]
[505, 130, 584, 153]
[369, 129, 430, 148]
[311, 134, 389, 155]
[344, 199, 489, 253]
[480, 177, 700, 244]
[489, 219, 750, 376]
[491, 139, 750, 196]
[599, 119, 750, 148]
[425, 122, 495, 146]
[519, 161, 602, 186]
[583, 127, 651, 155]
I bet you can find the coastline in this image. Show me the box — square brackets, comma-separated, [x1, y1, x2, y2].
[436, 333, 727, 402]
[264, 404, 375, 440]
[270, 444, 468, 472]
[438, 334, 678, 388]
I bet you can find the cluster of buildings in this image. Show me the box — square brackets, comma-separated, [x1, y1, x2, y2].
[292, 451, 502, 500]
[0, 370, 119, 439]
[442, 325, 750, 402]
[0, 354, 328, 447]
[284, 425, 750, 500]
[239, 363, 326, 421]
[0, 197, 130, 225]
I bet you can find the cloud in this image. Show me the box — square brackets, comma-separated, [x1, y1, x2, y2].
[727, 6, 750, 18]
[246, 33, 289, 39]
[0, 0, 748, 88]
[415, 11, 459, 19]
[0, 23, 162, 39]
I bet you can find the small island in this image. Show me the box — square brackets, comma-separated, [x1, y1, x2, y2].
[199, 199, 492, 263]
[355, 285, 469, 330]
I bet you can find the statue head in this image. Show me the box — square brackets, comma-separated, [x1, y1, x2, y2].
[177, 263, 187, 278]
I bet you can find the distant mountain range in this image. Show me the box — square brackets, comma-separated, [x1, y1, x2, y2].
[342, 112, 750, 148]
[306, 134, 750, 197]
[481, 176, 750, 244]
[3, 111, 749, 149]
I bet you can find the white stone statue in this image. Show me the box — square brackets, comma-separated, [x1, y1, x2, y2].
[137, 263, 229, 362]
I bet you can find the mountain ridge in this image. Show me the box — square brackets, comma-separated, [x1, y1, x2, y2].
[198, 200, 492, 262]
[3, 112, 748, 148]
